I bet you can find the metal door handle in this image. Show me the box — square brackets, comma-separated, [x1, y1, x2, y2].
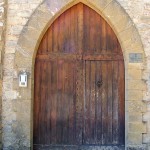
[96, 80, 103, 88]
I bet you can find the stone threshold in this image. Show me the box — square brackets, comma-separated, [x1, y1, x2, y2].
[33, 144, 125, 150]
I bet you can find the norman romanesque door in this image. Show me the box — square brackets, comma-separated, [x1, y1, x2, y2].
[33, 3, 125, 150]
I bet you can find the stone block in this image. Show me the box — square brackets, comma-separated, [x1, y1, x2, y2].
[128, 90, 143, 101]
[17, 35, 37, 55]
[9, 25, 23, 36]
[128, 112, 142, 122]
[27, 7, 52, 31]
[118, 25, 138, 43]
[143, 111, 150, 122]
[128, 63, 144, 70]
[114, 15, 133, 33]
[89, 0, 112, 12]
[128, 100, 147, 113]
[128, 133, 143, 145]
[143, 133, 150, 144]
[147, 104, 150, 111]
[3, 80, 13, 91]
[3, 54, 15, 70]
[12, 100, 31, 116]
[15, 51, 32, 68]
[129, 122, 147, 133]
[127, 145, 147, 150]
[128, 68, 142, 80]
[17, 10, 32, 18]
[2, 90, 19, 100]
[22, 26, 41, 41]
[18, 88, 32, 100]
[11, 120, 31, 148]
[121, 32, 143, 50]
[102, 0, 126, 26]
[7, 16, 28, 26]
[45, 0, 71, 16]
[142, 71, 150, 81]
[127, 80, 146, 90]
[0, 79, 2, 96]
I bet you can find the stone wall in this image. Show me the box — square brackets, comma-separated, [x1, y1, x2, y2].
[2, 1, 42, 149]
[0, 0, 6, 149]
[118, 0, 150, 148]
[1, 0, 150, 149]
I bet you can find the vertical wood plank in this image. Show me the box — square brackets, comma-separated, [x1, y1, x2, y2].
[42, 33, 48, 54]
[106, 25, 112, 53]
[89, 9, 96, 52]
[101, 61, 108, 144]
[52, 18, 59, 52]
[112, 31, 118, 53]
[84, 61, 91, 144]
[51, 60, 57, 144]
[64, 10, 70, 53]
[107, 62, 113, 144]
[47, 27, 53, 52]
[69, 8, 76, 53]
[118, 61, 125, 145]
[101, 20, 106, 52]
[96, 14, 102, 53]
[74, 6, 78, 53]
[90, 61, 96, 144]
[62, 61, 69, 144]
[112, 61, 119, 144]
[75, 60, 83, 145]
[68, 61, 76, 144]
[77, 3, 83, 53]
[57, 16, 61, 53]
[43, 62, 49, 144]
[83, 5, 89, 52]
[39, 61, 46, 144]
[56, 59, 63, 144]
[46, 61, 52, 144]
[95, 61, 102, 144]
[33, 60, 41, 144]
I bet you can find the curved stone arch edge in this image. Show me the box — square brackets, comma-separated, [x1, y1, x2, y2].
[15, 0, 146, 69]
[12, 0, 148, 148]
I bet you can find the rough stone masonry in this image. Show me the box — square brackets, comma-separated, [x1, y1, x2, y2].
[0, 0, 150, 149]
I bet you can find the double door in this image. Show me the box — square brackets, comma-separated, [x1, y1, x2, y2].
[33, 3, 125, 149]
[34, 53, 125, 149]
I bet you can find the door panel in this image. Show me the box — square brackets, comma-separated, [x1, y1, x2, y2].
[83, 5, 120, 54]
[34, 2, 125, 149]
[34, 58, 80, 145]
[83, 61, 124, 145]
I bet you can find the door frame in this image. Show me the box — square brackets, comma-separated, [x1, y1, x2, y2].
[9, 0, 146, 149]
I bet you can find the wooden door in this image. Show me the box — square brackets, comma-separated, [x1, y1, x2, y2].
[34, 3, 125, 150]
[83, 60, 124, 145]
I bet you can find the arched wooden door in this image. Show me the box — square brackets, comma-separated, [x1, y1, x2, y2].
[33, 3, 125, 150]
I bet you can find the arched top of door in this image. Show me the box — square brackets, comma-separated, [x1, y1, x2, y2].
[36, 3, 123, 62]
[15, 0, 145, 69]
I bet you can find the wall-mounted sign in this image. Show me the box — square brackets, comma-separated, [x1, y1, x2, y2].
[19, 71, 28, 87]
[129, 53, 143, 63]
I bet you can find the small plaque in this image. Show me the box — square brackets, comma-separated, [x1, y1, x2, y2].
[129, 53, 143, 63]
[19, 72, 28, 87]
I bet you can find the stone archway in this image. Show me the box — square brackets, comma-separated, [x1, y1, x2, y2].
[2, 0, 147, 149]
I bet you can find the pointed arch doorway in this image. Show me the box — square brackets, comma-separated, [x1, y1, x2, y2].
[33, 3, 125, 150]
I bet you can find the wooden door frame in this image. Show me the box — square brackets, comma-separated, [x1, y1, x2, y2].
[10, 0, 146, 149]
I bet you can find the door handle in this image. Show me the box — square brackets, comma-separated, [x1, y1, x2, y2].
[96, 80, 103, 88]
